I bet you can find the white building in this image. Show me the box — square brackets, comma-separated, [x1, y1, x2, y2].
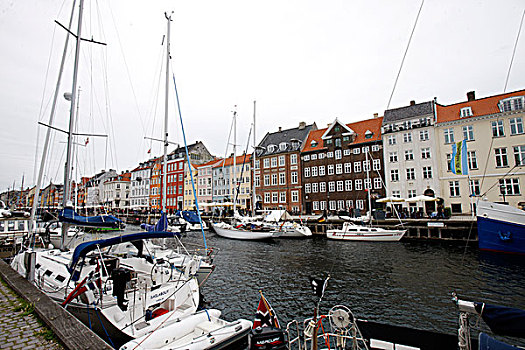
[85, 169, 117, 208]
[130, 162, 153, 210]
[102, 172, 131, 209]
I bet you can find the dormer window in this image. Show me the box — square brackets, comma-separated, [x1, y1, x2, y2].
[311, 140, 318, 148]
[499, 97, 524, 112]
[325, 139, 333, 146]
[365, 130, 373, 139]
[334, 125, 341, 132]
[279, 142, 287, 151]
[460, 107, 473, 118]
[267, 144, 276, 153]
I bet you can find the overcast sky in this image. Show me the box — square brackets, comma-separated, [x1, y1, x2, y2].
[0, 0, 524, 191]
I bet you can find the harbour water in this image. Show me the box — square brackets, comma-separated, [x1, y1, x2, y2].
[180, 231, 525, 339]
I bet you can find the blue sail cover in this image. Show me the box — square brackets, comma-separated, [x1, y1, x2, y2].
[176, 210, 201, 224]
[479, 333, 520, 350]
[475, 302, 525, 338]
[59, 208, 122, 228]
[140, 212, 168, 232]
[69, 231, 180, 271]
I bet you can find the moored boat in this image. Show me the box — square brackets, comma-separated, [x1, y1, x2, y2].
[211, 221, 280, 240]
[326, 221, 406, 241]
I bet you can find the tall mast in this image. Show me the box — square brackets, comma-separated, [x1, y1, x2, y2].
[366, 149, 372, 224]
[28, 0, 77, 241]
[61, 0, 84, 250]
[252, 100, 256, 217]
[162, 13, 172, 214]
[232, 108, 237, 212]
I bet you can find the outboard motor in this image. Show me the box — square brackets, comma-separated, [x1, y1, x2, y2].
[249, 327, 286, 350]
[111, 267, 133, 311]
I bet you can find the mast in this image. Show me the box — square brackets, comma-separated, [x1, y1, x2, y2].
[61, 0, 84, 250]
[366, 149, 372, 224]
[28, 0, 77, 242]
[162, 13, 172, 214]
[232, 108, 237, 213]
[252, 100, 256, 217]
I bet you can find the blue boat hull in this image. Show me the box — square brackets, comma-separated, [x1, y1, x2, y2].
[477, 216, 525, 255]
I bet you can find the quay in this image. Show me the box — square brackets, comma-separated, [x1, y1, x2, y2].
[0, 259, 112, 350]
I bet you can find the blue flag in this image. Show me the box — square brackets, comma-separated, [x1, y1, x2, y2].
[450, 140, 468, 175]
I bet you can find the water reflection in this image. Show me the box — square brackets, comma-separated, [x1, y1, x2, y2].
[175, 231, 525, 338]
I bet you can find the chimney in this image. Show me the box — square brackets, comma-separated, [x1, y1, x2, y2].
[298, 121, 306, 129]
[467, 91, 475, 101]
[373, 113, 379, 118]
[278, 127, 282, 132]
[410, 100, 416, 106]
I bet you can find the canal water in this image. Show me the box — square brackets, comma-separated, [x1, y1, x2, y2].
[180, 231, 525, 339]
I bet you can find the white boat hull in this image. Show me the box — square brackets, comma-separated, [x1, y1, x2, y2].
[211, 222, 277, 240]
[327, 223, 405, 242]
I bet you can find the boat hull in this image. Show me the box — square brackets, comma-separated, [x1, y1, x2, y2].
[477, 201, 525, 254]
[326, 230, 405, 241]
[211, 223, 276, 240]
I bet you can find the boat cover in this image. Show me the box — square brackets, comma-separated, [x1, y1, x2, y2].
[475, 302, 525, 338]
[140, 212, 168, 232]
[479, 332, 519, 350]
[59, 208, 122, 228]
[69, 231, 180, 271]
[175, 210, 201, 224]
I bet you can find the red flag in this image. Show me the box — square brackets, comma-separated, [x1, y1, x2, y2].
[85, 137, 89, 146]
[147, 148, 151, 154]
[253, 293, 280, 329]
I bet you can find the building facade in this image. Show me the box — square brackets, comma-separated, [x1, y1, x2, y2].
[301, 117, 385, 215]
[130, 161, 153, 210]
[102, 172, 131, 209]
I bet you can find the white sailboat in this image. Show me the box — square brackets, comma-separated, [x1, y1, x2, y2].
[327, 150, 406, 241]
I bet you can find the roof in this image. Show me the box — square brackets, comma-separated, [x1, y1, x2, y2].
[196, 158, 223, 168]
[436, 89, 525, 123]
[302, 117, 383, 153]
[212, 153, 252, 168]
[257, 123, 316, 156]
[383, 101, 434, 124]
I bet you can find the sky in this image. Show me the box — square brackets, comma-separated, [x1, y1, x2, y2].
[0, 0, 524, 191]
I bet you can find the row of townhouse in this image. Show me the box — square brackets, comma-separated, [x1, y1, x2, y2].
[9, 89, 524, 216]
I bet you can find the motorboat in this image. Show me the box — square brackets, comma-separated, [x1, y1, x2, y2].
[120, 309, 252, 350]
[211, 221, 281, 240]
[326, 222, 406, 242]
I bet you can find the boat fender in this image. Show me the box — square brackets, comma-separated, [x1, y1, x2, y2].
[184, 260, 198, 279]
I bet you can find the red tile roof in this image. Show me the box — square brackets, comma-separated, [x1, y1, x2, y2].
[212, 153, 252, 168]
[302, 117, 383, 153]
[436, 89, 525, 123]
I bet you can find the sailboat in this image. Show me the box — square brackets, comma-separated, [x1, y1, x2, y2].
[326, 150, 406, 242]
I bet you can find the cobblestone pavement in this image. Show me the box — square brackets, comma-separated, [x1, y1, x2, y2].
[0, 279, 62, 350]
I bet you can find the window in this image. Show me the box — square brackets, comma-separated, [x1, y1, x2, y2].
[304, 167, 311, 177]
[280, 192, 286, 203]
[311, 166, 318, 177]
[269, 174, 276, 185]
[291, 190, 299, 202]
[449, 181, 460, 197]
[335, 150, 342, 159]
[444, 128, 454, 144]
[372, 145, 380, 152]
[279, 142, 287, 151]
[421, 148, 431, 159]
[346, 200, 354, 209]
[495, 148, 508, 167]
[271, 157, 278, 167]
[355, 179, 363, 190]
[328, 165, 334, 175]
[320, 201, 326, 210]
[344, 149, 351, 156]
[500, 97, 524, 112]
[446, 154, 452, 172]
[510, 117, 524, 135]
[423, 166, 432, 179]
[337, 181, 344, 191]
[469, 179, 480, 196]
[405, 150, 414, 161]
[390, 151, 398, 162]
[255, 175, 260, 187]
[278, 155, 285, 166]
[419, 130, 429, 141]
[313, 201, 319, 211]
[374, 177, 381, 189]
[406, 168, 415, 180]
[408, 189, 417, 198]
[328, 181, 335, 192]
[264, 192, 270, 203]
[344, 163, 352, 173]
[463, 125, 474, 141]
[290, 154, 297, 165]
[345, 180, 352, 191]
[468, 151, 478, 170]
[337, 200, 345, 210]
[500, 178, 520, 195]
[272, 192, 278, 203]
[514, 145, 525, 166]
[304, 184, 311, 193]
[263, 158, 270, 168]
[460, 107, 473, 117]
[255, 160, 260, 169]
[327, 152, 334, 158]
[329, 201, 337, 211]
[356, 200, 364, 210]
[372, 159, 381, 171]
[319, 153, 325, 159]
[291, 171, 298, 184]
[279, 172, 286, 185]
[391, 169, 399, 182]
[403, 132, 412, 143]
[311, 154, 317, 160]
[353, 148, 360, 155]
[312, 183, 318, 193]
[336, 164, 343, 174]
[364, 178, 371, 190]
[362, 160, 370, 172]
[319, 182, 326, 192]
[318, 166, 325, 176]
[388, 135, 396, 145]
[354, 162, 361, 173]
[492, 120, 505, 137]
